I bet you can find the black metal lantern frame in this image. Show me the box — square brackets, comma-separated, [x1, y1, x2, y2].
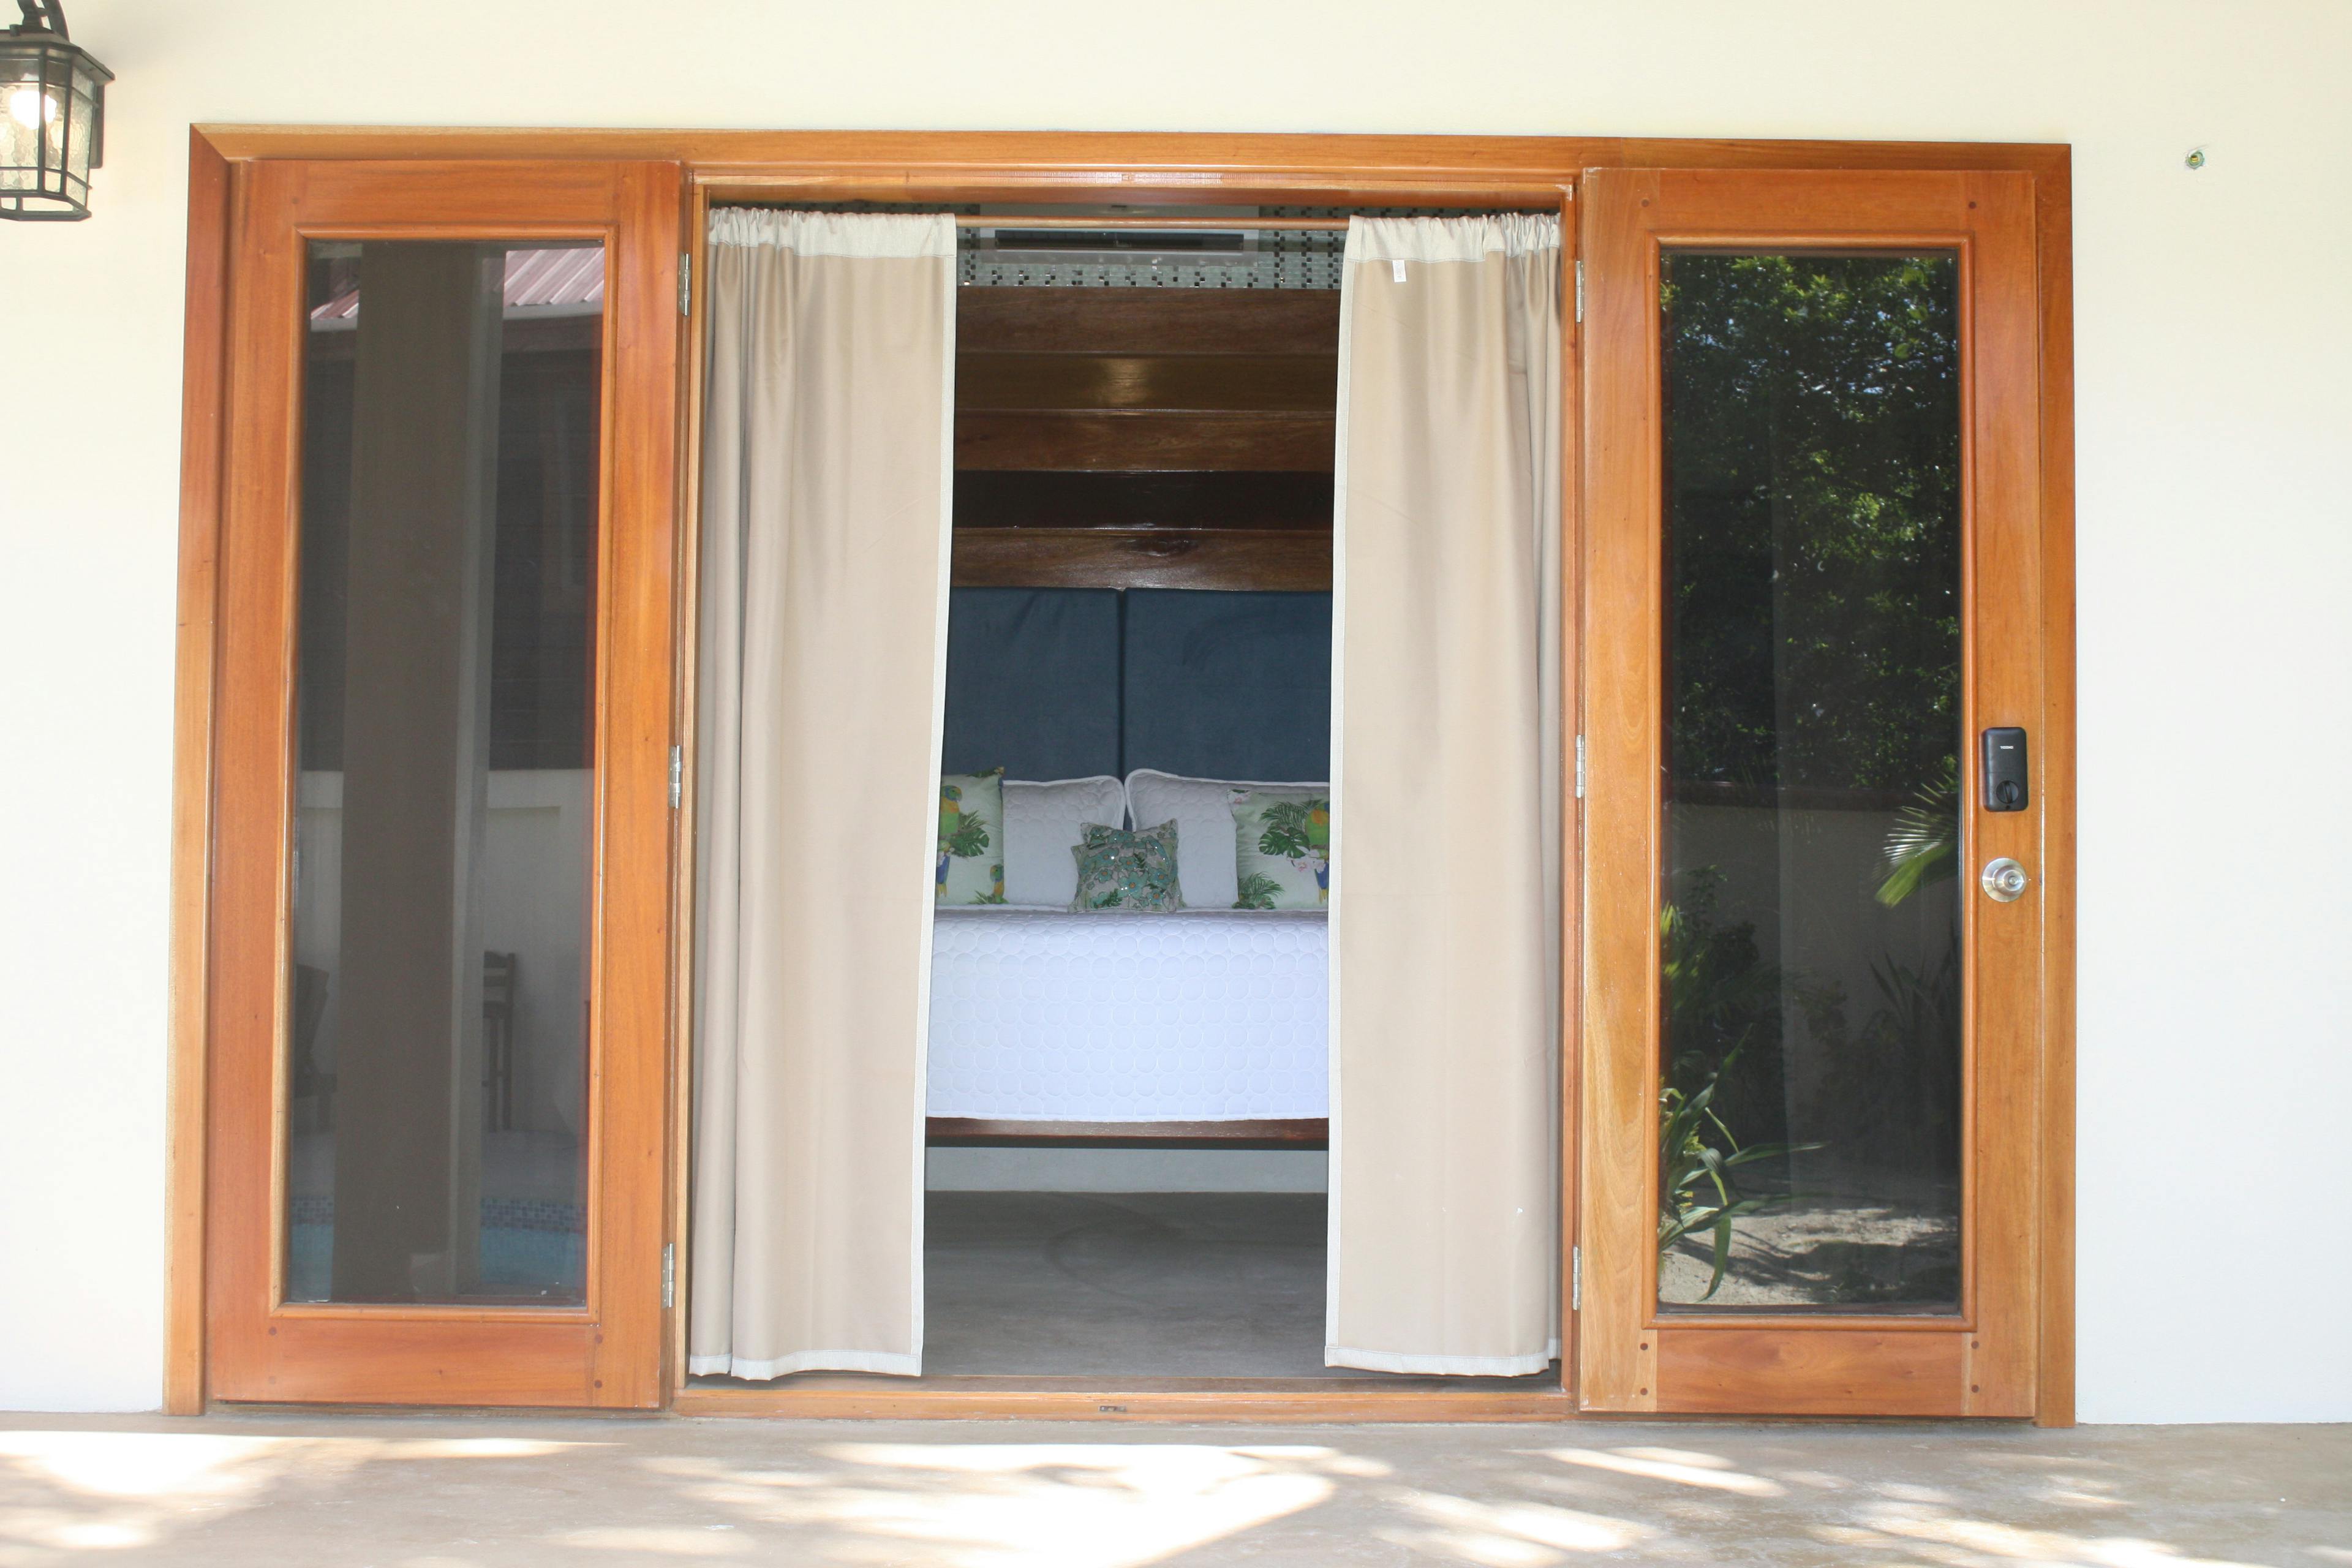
[2, 1, 111, 221]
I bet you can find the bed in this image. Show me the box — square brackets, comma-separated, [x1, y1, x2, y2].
[930, 587, 1335, 1147]
[926, 905, 1329, 1147]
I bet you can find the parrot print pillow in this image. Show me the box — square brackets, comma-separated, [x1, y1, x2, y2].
[937, 769, 1007, 905]
[1230, 788, 1330, 910]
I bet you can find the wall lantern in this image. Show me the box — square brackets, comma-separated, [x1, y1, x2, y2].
[2, 1, 110, 221]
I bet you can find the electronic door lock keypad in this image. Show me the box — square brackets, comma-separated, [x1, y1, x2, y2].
[1981, 726, 2029, 812]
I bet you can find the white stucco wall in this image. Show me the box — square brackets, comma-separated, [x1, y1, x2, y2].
[1, 0, 2345, 1422]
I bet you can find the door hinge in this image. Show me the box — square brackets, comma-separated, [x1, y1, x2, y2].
[669, 745, 682, 809]
[1574, 735, 1586, 799]
[1574, 259, 1585, 323]
[662, 1243, 675, 1310]
[1571, 1245, 1581, 1312]
[677, 252, 692, 317]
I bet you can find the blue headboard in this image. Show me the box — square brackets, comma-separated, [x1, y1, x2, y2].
[939, 587, 1121, 780]
[1120, 589, 1332, 782]
[940, 587, 1332, 783]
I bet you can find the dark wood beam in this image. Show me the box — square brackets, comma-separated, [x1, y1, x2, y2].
[956, 412, 1333, 472]
[957, 351, 1336, 415]
[952, 527, 1330, 591]
[954, 471, 1332, 532]
[958, 287, 1340, 355]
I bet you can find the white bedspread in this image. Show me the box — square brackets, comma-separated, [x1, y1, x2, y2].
[926, 908, 1329, 1122]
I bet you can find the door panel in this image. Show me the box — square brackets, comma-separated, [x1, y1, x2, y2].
[1578, 169, 2043, 1417]
[206, 160, 682, 1407]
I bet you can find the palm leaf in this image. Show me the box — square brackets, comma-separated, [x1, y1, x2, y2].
[1234, 873, 1282, 910]
[1876, 755, 1959, 907]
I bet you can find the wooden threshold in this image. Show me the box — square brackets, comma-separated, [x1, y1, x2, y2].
[677, 1373, 1570, 1422]
[927, 1117, 1327, 1147]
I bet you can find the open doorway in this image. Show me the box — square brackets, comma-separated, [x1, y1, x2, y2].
[684, 203, 1566, 1398]
[925, 230, 1341, 1378]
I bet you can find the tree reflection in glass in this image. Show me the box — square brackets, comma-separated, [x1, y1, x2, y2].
[1657, 252, 1964, 1311]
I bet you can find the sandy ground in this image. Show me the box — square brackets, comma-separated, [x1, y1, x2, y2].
[1659, 1196, 1960, 1308]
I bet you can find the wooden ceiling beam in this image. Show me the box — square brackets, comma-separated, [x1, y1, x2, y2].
[956, 352, 1335, 415]
[958, 288, 1340, 356]
[952, 527, 1330, 592]
[954, 412, 1333, 473]
[953, 471, 1332, 532]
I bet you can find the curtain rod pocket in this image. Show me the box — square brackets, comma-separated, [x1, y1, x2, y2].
[959, 214, 1350, 232]
[945, 213, 1552, 232]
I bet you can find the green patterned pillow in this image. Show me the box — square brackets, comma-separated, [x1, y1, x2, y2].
[1231, 789, 1331, 909]
[1069, 820, 1183, 913]
[937, 769, 1006, 905]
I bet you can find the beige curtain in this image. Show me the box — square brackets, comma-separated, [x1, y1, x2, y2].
[689, 210, 956, 1379]
[1329, 215, 1563, 1375]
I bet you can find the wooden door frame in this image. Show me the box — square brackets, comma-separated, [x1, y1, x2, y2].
[168, 127, 2075, 1423]
[1578, 168, 2049, 1419]
[179, 154, 685, 1409]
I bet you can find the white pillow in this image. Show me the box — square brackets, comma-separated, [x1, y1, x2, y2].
[1125, 768, 1328, 910]
[1001, 777, 1126, 907]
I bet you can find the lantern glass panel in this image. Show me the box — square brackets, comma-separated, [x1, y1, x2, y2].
[1, 38, 108, 218]
[66, 71, 95, 186]
[1, 56, 52, 187]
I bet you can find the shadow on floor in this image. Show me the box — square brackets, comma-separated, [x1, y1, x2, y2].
[4, 1414, 2346, 1567]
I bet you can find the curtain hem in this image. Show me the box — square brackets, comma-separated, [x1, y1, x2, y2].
[1321, 221, 1356, 1357]
[1322, 1339, 1560, 1378]
[903, 228, 959, 1371]
[688, 1350, 925, 1380]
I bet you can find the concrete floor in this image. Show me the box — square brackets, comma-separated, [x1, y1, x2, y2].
[925, 1191, 1335, 1377]
[3, 1413, 2345, 1566]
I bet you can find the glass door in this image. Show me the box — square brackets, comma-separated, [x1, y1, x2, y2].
[1578, 170, 2048, 1415]
[204, 161, 683, 1406]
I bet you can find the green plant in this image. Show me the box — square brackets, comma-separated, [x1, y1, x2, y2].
[1659, 870, 1787, 1142]
[1866, 946, 1961, 1060]
[1809, 941, 1962, 1173]
[1658, 1057, 1820, 1301]
[1255, 798, 1329, 861]
[1657, 872, 1822, 1300]
[1234, 873, 1281, 911]
[1662, 253, 1962, 798]
[1875, 754, 1959, 907]
[940, 815, 990, 859]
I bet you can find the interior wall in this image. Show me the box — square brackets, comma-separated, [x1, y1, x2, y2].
[1, 0, 2345, 1420]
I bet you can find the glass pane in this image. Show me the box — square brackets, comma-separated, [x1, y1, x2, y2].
[285, 240, 605, 1305]
[1657, 252, 1962, 1313]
